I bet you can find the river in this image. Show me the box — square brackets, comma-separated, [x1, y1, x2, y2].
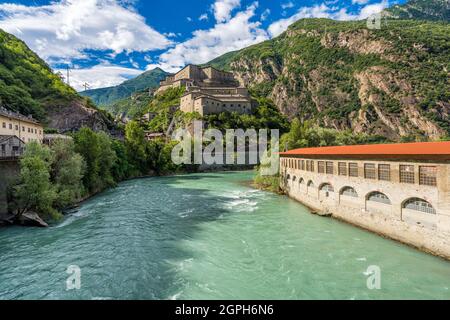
[0, 171, 449, 300]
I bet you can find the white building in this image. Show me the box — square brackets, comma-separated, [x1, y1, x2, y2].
[280, 141, 450, 259]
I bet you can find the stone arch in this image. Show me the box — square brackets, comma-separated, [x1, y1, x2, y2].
[340, 186, 358, 198]
[319, 183, 334, 200]
[299, 178, 305, 184]
[306, 180, 315, 195]
[366, 191, 391, 205]
[319, 183, 334, 192]
[292, 176, 297, 182]
[402, 198, 436, 215]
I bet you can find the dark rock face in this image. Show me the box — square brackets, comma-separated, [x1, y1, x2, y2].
[45, 99, 115, 134]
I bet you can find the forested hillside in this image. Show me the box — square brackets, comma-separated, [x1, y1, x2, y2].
[80, 68, 168, 108]
[208, 14, 449, 140]
[0, 29, 114, 132]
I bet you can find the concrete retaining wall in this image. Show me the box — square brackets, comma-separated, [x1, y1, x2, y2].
[0, 160, 19, 220]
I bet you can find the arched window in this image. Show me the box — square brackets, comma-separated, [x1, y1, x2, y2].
[341, 187, 358, 198]
[299, 178, 305, 185]
[403, 198, 436, 215]
[307, 181, 315, 188]
[292, 176, 297, 182]
[287, 174, 291, 180]
[367, 192, 391, 205]
[319, 184, 334, 193]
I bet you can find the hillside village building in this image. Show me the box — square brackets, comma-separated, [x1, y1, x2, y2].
[157, 65, 252, 116]
[0, 107, 43, 158]
[280, 141, 450, 259]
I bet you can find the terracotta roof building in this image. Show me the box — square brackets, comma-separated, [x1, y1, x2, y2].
[280, 141, 450, 259]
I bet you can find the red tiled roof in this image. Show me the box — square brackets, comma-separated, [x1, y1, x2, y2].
[280, 141, 450, 161]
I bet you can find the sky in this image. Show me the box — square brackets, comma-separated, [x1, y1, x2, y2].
[0, 0, 406, 91]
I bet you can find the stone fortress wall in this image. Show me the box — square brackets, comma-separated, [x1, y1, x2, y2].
[157, 65, 253, 116]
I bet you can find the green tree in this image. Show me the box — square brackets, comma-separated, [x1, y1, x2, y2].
[12, 142, 58, 220]
[50, 139, 86, 209]
[73, 127, 101, 193]
[125, 121, 148, 174]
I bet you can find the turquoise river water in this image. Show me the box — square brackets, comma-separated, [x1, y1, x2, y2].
[0, 171, 449, 300]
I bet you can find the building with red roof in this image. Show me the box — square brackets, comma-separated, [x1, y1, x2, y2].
[279, 141, 450, 259]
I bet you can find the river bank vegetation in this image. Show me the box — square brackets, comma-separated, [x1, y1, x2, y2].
[7, 124, 194, 224]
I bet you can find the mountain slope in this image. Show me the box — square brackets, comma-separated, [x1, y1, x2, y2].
[208, 16, 450, 140]
[384, 0, 450, 21]
[0, 28, 114, 133]
[80, 68, 168, 107]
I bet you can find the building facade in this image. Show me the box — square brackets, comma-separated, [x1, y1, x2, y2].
[0, 135, 25, 159]
[0, 108, 44, 144]
[280, 142, 450, 259]
[157, 65, 237, 93]
[157, 65, 252, 116]
[180, 87, 252, 116]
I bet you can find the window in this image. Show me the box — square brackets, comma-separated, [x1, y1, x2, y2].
[307, 181, 315, 188]
[299, 178, 305, 185]
[378, 164, 391, 181]
[318, 161, 325, 174]
[400, 165, 415, 184]
[364, 164, 376, 180]
[367, 192, 391, 205]
[292, 176, 297, 182]
[22, 126, 25, 132]
[338, 162, 347, 176]
[306, 160, 311, 172]
[404, 198, 436, 215]
[15, 125, 18, 131]
[8, 123, 12, 130]
[320, 184, 334, 193]
[301, 160, 305, 171]
[326, 162, 334, 175]
[310, 161, 315, 172]
[341, 187, 358, 198]
[349, 163, 359, 177]
[419, 166, 437, 186]
[2, 122, 5, 128]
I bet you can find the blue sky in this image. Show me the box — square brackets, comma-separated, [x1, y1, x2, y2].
[0, 0, 406, 90]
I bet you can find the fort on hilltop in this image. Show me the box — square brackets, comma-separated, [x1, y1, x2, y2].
[157, 65, 252, 116]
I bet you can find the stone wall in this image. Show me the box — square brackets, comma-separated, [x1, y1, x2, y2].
[0, 160, 19, 220]
[280, 158, 450, 260]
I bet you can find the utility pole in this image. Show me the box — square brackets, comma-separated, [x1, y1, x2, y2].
[66, 66, 71, 86]
[83, 82, 90, 91]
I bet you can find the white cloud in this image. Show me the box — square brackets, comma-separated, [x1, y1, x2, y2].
[281, 2, 295, 10]
[0, 0, 172, 62]
[148, 2, 268, 73]
[212, 0, 241, 23]
[261, 8, 271, 21]
[199, 13, 209, 21]
[57, 64, 143, 91]
[352, 0, 370, 5]
[268, 1, 389, 37]
[358, 0, 390, 19]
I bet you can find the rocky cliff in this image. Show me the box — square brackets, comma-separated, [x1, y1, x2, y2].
[208, 17, 449, 141]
